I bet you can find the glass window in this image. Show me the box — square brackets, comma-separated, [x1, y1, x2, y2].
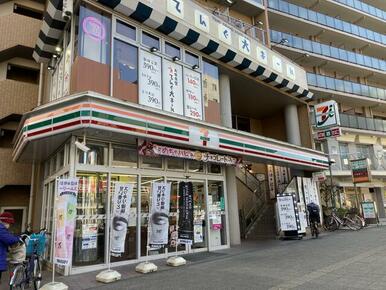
[330, 47, 339, 59]
[142, 31, 160, 49]
[326, 15, 334, 27]
[78, 142, 108, 165]
[347, 51, 356, 63]
[112, 145, 138, 167]
[308, 10, 318, 22]
[113, 39, 138, 84]
[351, 24, 359, 35]
[298, 6, 308, 19]
[343, 80, 353, 94]
[343, 22, 351, 33]
[334, 18, 343, 31]
[326, 76, 335, 90]
[166, 158, 184, 170]
[360, 84, 370, 97]
[321, 44, 331, 56]
[307, 73, 317, 86]
[203, 59, 220, 106]
[185, 51, 199, 67]
[289, 3, 298, 16]
[165, 42, 181, 59]
[338, 48, 348, 62]
[78, 4, 111, 64]
[208, 163, 222, 174]
[208, 181, 227, 246]
[316, 74, 326, 88]
[191, 181, 206, 249]
[73, 172, 107, 266]
[302, 39, 312, 52]
[116, 20, 136, 40]
[311, 41, 321, 54]
[58, 148, 65, 169]
[335, 78, 345, 92]
[356, 53, 364, 66]
[188, 160, 204, 173]
[377, 88, 385, 100]
[110, 174, 138, 262]
[352, 83, 361, 95]
[142, 155, 163, 169]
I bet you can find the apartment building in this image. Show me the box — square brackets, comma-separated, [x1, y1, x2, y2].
[12, 0, 329, 274]
[266, 0, 386, 217]
[0, 0, 43, 234]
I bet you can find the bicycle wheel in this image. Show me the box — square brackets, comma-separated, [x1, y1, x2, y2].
[32, 257, 42, 290]
[344, 217, 360, 230]
[9, 265, 26, 290]
[325, 217, 338, 231]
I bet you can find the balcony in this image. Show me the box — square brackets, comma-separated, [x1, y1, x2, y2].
[268, 0, 386, 57]
[0, 12, 41, 53]
[333, 0, 386, 22]
[230, 0, 265, 17]
[0, 148, 31, 186]
[271, 30, 386, 72]
[307, 73, 386, 107]
[340, 113, 386, 134]
[0, 80, 39, 120]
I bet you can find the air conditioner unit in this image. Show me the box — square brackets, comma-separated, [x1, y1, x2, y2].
[62, 0, 73, 20]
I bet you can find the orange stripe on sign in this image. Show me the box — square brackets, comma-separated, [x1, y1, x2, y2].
[25, 104, 84, 125]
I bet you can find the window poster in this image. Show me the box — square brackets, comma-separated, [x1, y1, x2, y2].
[139, 50, 162, 110]
[184, 68, 203, 120]
[162, 59, 184, 115]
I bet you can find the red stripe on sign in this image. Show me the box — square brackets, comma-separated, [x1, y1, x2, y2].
[53, 120, 82, 131]
[27, 127, 52, 137]
[147, 130, 189, 142]
[90, 120, 147, 134]
[220, 144, 328, 168]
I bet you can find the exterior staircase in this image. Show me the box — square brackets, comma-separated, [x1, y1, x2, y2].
[236, 167, 277, 240]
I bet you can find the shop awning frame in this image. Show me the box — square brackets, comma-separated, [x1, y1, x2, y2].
[13, 92, 328, 170]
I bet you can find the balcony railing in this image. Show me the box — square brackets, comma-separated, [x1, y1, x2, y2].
[268, 0, 386, 46]
[271, 30, 386, 72]
[207, 7, 266, 44]
[307, 73, 386, 101]
[340, 113, 386, 133]
[334, 0, 386, 23]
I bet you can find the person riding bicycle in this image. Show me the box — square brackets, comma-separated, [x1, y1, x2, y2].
[0, 212, 20, 282]
[307, 202, 321, 225]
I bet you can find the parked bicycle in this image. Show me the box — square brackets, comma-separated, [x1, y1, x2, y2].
[9, 229, 47, 290]
[324, 209, 361, 231]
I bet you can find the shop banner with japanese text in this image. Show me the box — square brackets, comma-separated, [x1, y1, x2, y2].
[54, 178, 78, 266]
[162, 59, 184, 115]
[111, 183, 133, 256]
[178, 182, 194, 244]
[149, 182, 171, 246]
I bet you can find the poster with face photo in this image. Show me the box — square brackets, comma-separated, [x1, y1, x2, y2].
[149, 182, 171, 245]
[111, 183, 133, 256]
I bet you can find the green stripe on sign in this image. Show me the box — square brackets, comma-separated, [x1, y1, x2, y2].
[53, 112, 81, 124]
[92, 111, 146, 128]
[27, 119, 52, 131]
[147, 123, 189, 136]
[244, 143, 277, 154]
[219, 138, 244, 148]
[81, 110, 91, 116]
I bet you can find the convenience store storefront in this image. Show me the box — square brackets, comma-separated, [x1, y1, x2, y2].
[13, 93, 328, 274]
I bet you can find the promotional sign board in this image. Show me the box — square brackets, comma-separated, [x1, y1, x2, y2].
[81, 224, 98, 250]
[351, 158, 371, 183]
[312, 171, 327, 182]
[361, 202, 376, 219]
[184, 68, 203, 120]
[162, 59, 184, 115]
[54, 178, 78, 266]
[178, 182, 194, 244]
[316, 127, 341, 140]
[139, 50, 162, 110]
[111, 183, 133, 256]
[149, 182, 171, 245]
[277, 195, 298, 231]
[314, 100, 340, 129]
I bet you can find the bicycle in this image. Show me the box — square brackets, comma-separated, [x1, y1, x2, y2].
[9, 229, 47, 290]
[324, 209, 360, 231]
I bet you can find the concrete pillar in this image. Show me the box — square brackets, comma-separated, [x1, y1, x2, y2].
[220, 73, 241, 245]
[374, 188, 385, 218]
[284, 104, 301, 146]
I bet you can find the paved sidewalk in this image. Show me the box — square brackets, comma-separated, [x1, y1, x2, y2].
[2, 226, 386, 289]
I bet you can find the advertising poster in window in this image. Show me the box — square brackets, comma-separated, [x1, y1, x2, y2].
[81, 223, 97, 250]
[184, 68, 203, 120]
[149, 182, 171, 246]
[277, 195, 297, 231]
[111, 183, 133, 256]
[162, 59, 183, 115]
[54, 178, 78, 266]
[178, 181, 194, 244]
[139, 50, 162, 110]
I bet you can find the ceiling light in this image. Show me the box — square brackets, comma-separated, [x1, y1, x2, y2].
[55, 46, 62, 53]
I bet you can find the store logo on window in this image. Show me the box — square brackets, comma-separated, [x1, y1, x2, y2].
[82, 16, 106, 41]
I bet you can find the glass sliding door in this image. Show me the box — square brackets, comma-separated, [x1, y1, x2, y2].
[191, 181, 207, 249]
[73, 172, 107, 266]
[208, 180, 227, 248]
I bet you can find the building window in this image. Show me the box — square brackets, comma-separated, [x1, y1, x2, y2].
[116, 20, 136, 40]
[142, 31, 160, 50]
[0, 129, 15, 148]
[78, 4, 111, 64]
[165, 42, 181, 59]
[141, 155, 163, 169]
[6, 64, 39, 84]
[113, 39, 138, 83]
[112, 145, 138, 168]
[166, 158, 184, 171]
[13, 4, 43, 20]
[185, 51, 199, 67]
[233, 115, 251, 133]
[77, 142, 108, 165]
[203, 59, 220, 104]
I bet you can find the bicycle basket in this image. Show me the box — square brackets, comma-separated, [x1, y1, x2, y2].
[26, 233, 46, 256]
[9, 243, 26, 263]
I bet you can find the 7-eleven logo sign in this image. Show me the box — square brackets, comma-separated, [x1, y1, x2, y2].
[314, 100, 340, 129]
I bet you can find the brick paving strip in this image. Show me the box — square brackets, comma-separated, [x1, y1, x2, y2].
[268, 243, 386, 290]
